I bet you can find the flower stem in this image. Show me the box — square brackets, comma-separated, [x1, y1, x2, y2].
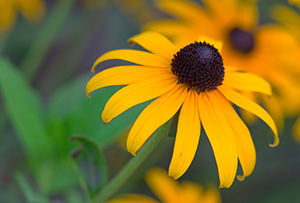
[22, 0, 74, 80]
[92, 121, 171, 203]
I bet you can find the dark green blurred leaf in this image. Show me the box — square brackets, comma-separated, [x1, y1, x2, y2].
[15, 173, 51, 203]
[0, 58, 52, 166]
[70, 134, 108, 199]
[47, 73, 146, 149]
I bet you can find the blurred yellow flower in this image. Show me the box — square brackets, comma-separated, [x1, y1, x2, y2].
[0, 0, 45, 33]
[272, 3, 300, 142]
[86, 31, 278, 188]
[145, 0, 300, 129]
[106, 168, 221, 203]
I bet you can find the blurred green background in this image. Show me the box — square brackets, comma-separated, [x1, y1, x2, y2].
[0, 0, 300, 202]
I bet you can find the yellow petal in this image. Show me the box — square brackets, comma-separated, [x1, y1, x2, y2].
[127, 84, 187, 155]
[262, 94, 284, 130]
[106, 194, 159, 203]
[18, 0, 45, 23]
[219, 85, 279, 147]
[91, 49, 170, 72]
[201, 185, 222, 203]
[239, 91, 258, 124]
[198, 91, 238, 188]
[169, 89, 201, 179]
[197, 36, 223, 51]
[211, 90, 256, 181]
[146, 168, 180, 203]
[144, 20, 191, 39]
[102, 74, 178, 124]
[86, 65, 172, 97]
[0, 6, 16, 32]
[128, 31, 179, 59]
[157, 0, 207, 22]
[223, 72, 272, 95]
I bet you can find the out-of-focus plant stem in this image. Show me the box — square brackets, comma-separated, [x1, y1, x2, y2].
[92, 121, 171, 203]
[22, 0, 75, 80]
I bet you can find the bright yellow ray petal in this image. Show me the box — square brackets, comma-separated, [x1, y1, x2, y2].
[86, 65, 172, 97]
[102, 74, 178, 124]
[91, 50, 170, 72]
[198, 91, 238, 188]
[127, 84, 187, 155]
[223, 72, 272, 95]
[169, 89, 201, 179]
[219, 85, 279, 147]
[211, 90, 256, 181]
[146, 168, 180, 203]
[106, 194, 159, 203]
[128, 31, 179, 59]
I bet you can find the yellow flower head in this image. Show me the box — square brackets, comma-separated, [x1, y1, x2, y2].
[86, 31, 278, 188]
[272, 2, 300, 142]
[0, 0, 45, 33]
[145, 0, 300, 129]
[106, 168, 221, 203]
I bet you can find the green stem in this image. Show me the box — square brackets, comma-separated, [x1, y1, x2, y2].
[92, 121, 171, 203]
[22, 0, 74, 80]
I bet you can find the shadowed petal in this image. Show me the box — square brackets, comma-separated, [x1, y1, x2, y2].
[224, 72, 272, 95]
[128, 31, 179, 59]
[127, 84, 187, 155]
[219, 85, 279, 147]
[198, 91, 238, 188]
[86, 65, 172, 97]
[211, 90, 256, 181]
[146, 168, 180, 203]
[91, 49, 170, 72]
[169, 89, 201, 179]
[102, 74, 178, 124]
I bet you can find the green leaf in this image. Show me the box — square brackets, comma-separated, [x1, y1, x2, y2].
[70, 134, 108, 199]
[0, 58, 52, 166]
[15, 173, 51, 203]
[47, 73, 146, 149]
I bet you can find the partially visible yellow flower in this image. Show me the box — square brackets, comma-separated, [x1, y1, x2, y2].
[106, 168, 221, 203]
[113, 0, 158, 25]
[272, 2, 300, 142]
[0, 0, 45, 33]
[86, 31, 278, 188]
[289, 0, 300, 7]
[145, 0, 300, 129]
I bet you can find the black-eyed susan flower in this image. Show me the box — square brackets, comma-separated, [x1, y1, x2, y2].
[0, 0, 45, 33]
[86, 31, 278, 188]
[272, 2, 300, 142]
[106, 168, 221, 203]
[145, 0, 300, 129]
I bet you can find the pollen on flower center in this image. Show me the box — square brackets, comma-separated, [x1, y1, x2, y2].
[229, 28, 255, 54]
[171, 41, 224, 92]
